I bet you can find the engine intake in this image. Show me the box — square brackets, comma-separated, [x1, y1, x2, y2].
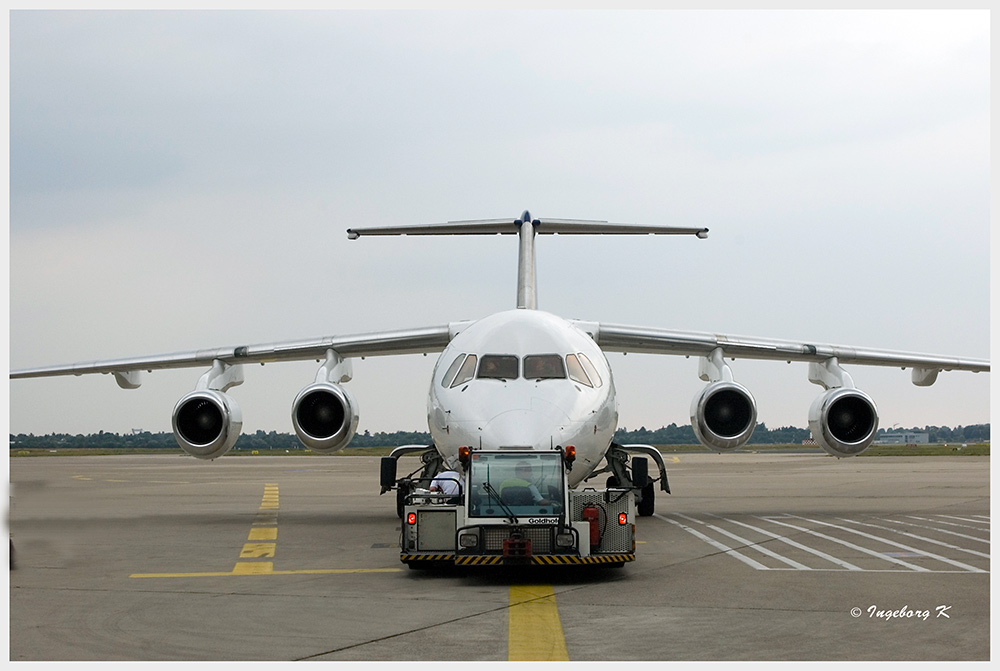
[172, 390, 242, 460]
[691, 381, 757, 451]
[291, 382, 359, 453]
[808, 387, 878, 457]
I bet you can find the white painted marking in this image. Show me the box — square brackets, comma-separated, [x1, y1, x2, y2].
[790, 516, 985, 573]
[715, 515, 863, 571]
[654, 513, 769, 570]
[936, 514, 990, 525]
[838, 518, 990, 560]
[761, 517, 929, 571]
[907, 515, 986, 531]
[878, 517, 989, 544]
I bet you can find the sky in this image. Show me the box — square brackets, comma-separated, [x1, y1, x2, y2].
[7, 9, 992, 439]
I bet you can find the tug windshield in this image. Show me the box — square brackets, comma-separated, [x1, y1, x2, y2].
[468, 452, 565, 517]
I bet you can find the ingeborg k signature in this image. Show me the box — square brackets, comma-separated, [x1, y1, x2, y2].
[851, 605, 952, 621]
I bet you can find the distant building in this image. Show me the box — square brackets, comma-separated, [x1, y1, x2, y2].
[876, 432, 929, 445]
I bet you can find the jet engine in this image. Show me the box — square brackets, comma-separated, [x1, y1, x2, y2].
[808, 387, 879, 457]
[691, 381, 757, 451]
[172, 389, 243, 460]
[291, 382, 360, 453]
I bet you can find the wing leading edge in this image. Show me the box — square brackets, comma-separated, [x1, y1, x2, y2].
[9, 323, 463, 382]
[576, 321, 989, 382]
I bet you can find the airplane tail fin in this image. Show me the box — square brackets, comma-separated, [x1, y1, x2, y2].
[347, 211, 708, 309]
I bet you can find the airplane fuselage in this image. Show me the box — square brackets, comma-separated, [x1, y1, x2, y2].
[427, 309, 618, 487]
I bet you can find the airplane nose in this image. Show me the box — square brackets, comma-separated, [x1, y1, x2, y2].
[480, 407, 566, 450]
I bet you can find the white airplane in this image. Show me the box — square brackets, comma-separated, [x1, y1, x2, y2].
[10, 211, 990, 520]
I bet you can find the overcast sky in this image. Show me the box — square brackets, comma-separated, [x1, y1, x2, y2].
[7, 9, 991, 439]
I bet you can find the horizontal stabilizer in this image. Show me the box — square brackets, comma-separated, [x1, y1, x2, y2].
[348, 217, 708, 239]
[348, 219, 519, 238]
[535, 219, 708, 237]
[348, 212, 709, 310]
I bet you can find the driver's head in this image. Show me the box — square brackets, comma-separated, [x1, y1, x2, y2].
[515, 462, 532, 478]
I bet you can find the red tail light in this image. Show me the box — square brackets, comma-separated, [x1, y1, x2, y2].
[407, 512, 416, 525]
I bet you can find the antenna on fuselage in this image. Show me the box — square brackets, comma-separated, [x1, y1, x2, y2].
[346, 211, 709, 310]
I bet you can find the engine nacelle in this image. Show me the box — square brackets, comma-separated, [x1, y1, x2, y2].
[291, 382, 360, 453]
[808, 387, 879, 457]
[691, 381, 757, 451]
[172, 389, 243, 460]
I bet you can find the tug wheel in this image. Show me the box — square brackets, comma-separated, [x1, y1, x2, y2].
[396, 481, 411, 518]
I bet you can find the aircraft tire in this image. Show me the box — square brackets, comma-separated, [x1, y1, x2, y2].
[632, 457, 654, 516]
[638, 482, 655, 517]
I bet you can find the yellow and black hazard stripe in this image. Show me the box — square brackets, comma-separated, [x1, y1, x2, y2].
[531, 554, 634, 565]
[450, 554, 635, 566]
[401, 554, 455, 563]
[455, 555, 504, 566]
[404, 553, 635, 566]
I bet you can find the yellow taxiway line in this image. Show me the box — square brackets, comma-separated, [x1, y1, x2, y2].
[130, 482, 403, 577]
[130, 567, 402, 578]
[508, 584, 569, 661]
[128, 482, 570, 659]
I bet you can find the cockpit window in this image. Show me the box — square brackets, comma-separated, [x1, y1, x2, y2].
[565, 354, 593, 387]
[441, 354, 467, 388]
[524, 354, 566, 380]
[477, 355, 519, 380]
[450, 354, 478, 388]
[576, 352, 603, 387]
[446, 352, 597, 386]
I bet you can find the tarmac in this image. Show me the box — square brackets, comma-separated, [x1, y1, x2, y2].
[8, 452, 990, 661]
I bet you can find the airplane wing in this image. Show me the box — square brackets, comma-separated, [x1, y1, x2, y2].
[10, 322, 468, 460]
[575, 321, 990, 381]
[568, 320, 987, 458]
[9, 323, 462, 382]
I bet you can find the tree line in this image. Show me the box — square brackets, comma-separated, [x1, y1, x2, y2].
[9, 423, 990, 451]
[614, 423, 991, 445]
